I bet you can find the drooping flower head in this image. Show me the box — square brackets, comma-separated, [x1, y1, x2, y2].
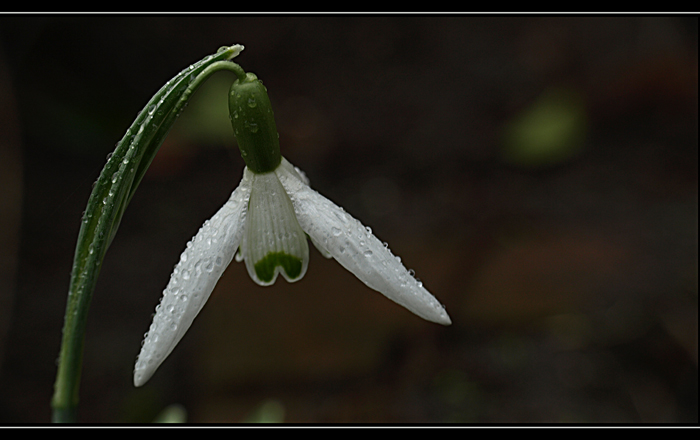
[133, 61, 451, 387]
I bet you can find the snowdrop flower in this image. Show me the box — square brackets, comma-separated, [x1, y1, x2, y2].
[134, 71, 451, 387]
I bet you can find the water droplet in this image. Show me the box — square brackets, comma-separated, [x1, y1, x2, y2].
[364, 250, 373, 257]
[408, 269, 415, 277]
[148, 104, 156, 115]
[247, 121, 259, 133]
[331, 227, 341, 236]
[247, 97, 257, 108]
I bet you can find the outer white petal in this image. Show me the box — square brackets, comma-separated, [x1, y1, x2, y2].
[134, 175, 252, 387]
[276, 158, 451, 325]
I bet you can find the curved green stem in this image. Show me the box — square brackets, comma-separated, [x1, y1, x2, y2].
[51, 46, 246, 423]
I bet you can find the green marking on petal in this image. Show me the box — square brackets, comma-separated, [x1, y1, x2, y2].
[254, 251, 303, 283]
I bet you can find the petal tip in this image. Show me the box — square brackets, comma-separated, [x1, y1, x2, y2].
[436, 311, 452, 326]
[133, 359, 153, 387]
[133, 372, 146, 388]
[419, 298, 452, 326]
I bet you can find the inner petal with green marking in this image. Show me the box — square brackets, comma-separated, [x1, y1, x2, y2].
[243, 169, 309, 286]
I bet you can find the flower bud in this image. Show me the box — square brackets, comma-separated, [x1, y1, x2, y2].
[229, 73, 281, 174]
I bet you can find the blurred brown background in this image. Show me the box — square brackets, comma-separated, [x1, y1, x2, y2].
[0, 15, 697, 423]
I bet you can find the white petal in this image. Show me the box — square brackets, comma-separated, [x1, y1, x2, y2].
[309, 235, 333, 259]
[241, 170, 309, 286]
[276, 158, 451, 325]
[275, 163, 331, 259]
[134, 175, 252, 387]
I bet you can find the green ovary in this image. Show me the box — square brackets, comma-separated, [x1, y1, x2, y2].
[254, 251, 303, 283]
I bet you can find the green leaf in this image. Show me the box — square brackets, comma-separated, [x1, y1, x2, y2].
[51, 45, 246, 423]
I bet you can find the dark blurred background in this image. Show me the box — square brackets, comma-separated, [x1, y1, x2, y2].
[0, 15, 696, 423]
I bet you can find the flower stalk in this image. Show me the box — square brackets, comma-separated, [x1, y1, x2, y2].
[51, 45, 246, 423]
